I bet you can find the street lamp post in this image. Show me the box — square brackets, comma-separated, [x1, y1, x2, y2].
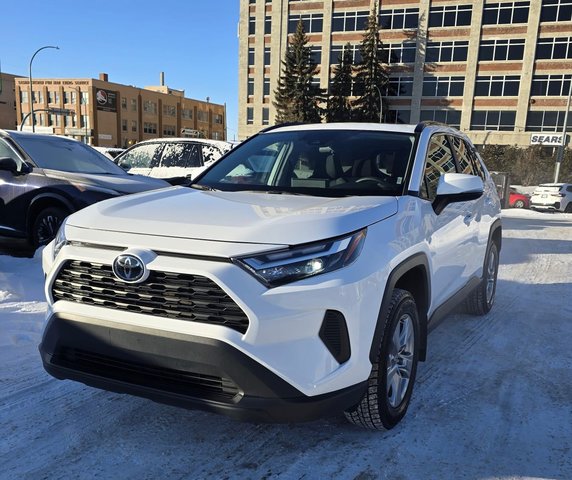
[373, 85, 383, 123]
[554, 78, 572, 183]
[29, 45, 59, 132]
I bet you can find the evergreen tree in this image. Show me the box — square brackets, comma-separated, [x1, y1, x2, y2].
[273, 20, 324, 123]
[326, 44, 354, 122]
[352, 7, 390, 123]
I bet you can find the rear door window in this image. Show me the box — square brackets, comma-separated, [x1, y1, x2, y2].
[118, 143, 162, 169]
[160, 143, 201, 168]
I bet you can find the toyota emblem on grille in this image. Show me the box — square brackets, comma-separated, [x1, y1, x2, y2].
[113, 254, 146, 283]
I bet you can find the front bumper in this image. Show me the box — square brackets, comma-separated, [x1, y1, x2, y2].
[39, 314, 366, 423]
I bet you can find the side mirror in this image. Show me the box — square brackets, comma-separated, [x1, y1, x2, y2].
[0, 156, 23, 175]
[118, 161, 132, 171]
[433, 173, 483, 214]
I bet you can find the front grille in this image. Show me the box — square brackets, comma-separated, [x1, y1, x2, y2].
[56, 347, 240, 400]
[52, 260, 249, 333]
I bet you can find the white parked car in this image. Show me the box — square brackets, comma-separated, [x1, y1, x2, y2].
[40, 122, 502, 430]
[114, 138, 232, 184]
[530, 183, 572, 212]
[92, 146, 125, 160]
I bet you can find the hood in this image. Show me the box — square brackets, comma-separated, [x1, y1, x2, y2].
[43, 169, 170, 194]
[68, 187, 398, 245]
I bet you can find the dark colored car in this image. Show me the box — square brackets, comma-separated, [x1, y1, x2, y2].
[508, 187, 530, 209]
[0, 130, 169, 253]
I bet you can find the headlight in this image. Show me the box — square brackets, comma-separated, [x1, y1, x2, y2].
[234, 229, 367, 287]
[52, 219, 68, 260]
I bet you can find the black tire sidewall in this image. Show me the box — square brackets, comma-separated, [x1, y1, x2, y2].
[482, 241, 499, 313]
[376, 292, 420, 428]
[31, 207, 67, 248]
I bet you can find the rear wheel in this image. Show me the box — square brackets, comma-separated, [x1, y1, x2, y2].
[31, 207, 67, 248]
[513, 199, 525, 209]
[466, 241, 499, 316]
[345, 288, 420, 430]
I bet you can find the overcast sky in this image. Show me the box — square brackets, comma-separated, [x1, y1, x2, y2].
[1, 0, 240, 139]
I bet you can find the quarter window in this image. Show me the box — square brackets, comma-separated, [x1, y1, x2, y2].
[422, 135, 457, 201]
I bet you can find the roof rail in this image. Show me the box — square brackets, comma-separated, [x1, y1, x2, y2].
[414, 121, 450, 133]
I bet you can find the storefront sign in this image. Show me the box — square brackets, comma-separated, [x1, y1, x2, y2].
[530, 133, 570, 146]
[95, 88, 117, 112]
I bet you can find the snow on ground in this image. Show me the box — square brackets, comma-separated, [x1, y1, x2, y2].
[1, 209, 571, 480]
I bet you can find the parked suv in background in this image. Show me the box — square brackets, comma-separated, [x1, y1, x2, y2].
[114, 138, 232, 184]
[0, 130, 169, 252]
[40, 122, 502, 430]
[530, 183, 572, 212]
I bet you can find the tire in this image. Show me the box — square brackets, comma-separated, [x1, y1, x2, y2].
[513, 200, 525, 209]
[565, 203, 572, 213]
[465, 241, 499, 316]
[345, 288, 420, 430]
[31, 207, 67, 248]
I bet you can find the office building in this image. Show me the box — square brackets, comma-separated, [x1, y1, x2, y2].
[238, 0, 572, 147]
[14, 73, 226, 147]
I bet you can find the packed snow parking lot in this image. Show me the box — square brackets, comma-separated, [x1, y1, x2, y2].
[1, 208, 571, 480]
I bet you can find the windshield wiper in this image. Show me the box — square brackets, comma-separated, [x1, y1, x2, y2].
[190, 184, 218, 192]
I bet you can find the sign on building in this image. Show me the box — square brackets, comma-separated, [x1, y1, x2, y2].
[95, 88, 118, 112]
[530, 133, 570, 146]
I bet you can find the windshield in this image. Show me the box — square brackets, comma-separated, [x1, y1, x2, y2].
[16, 135, 127, 174]
[195, 129, 415, 197]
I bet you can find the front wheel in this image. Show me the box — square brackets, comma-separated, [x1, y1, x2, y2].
[31, 207, 67, 248]
[513, 199, 525, 209]
[345, 288, 420, 430]
[465, 241, 499, 316]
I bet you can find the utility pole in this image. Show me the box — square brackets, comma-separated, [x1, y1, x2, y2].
[554, 78, 572, 183]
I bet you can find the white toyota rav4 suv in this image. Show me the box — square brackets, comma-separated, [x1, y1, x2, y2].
[40, 122, 502, 430]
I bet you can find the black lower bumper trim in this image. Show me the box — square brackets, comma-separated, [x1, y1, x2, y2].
[39, 314, 366, 423]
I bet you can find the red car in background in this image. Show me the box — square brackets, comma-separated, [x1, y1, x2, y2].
[508, 187, 530, 208]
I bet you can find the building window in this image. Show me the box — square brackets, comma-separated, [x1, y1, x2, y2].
[249, 16, 256, 35]
[310, 46, 322, 64]
[143, 100, 157, 114]
[63, 92, 71, 104]
[197, 110, 209, 122]
[81, 115, 89, 129]
[288, 13, 324, 33]
[526, 110, 572, 131]
[163, 124, 176, 136]
[49, 114, 61, 127]
[247, 107, 254, 125]
[470, 111, 516, 131]
[264, 47, 271, 66]
[214, 114, 224, 124]
[541, 0, 572, 22]
[265, 15, 271, 35]
[70, 92, 76, 104]
[262, 107, 270, 125]
[422, 76, 465, 96]
[483, 2, 530, 25]
[248, 77, 255, 96]
[121, 97, 127, 109]
[122, 119, 128, 131]
[81, 92, 89, 105]
[131, 98, 137, 112]
[331, 11, 368, 32]
[182, 108, 193, 119]
[420, 110, 462, 128]
[536, 37, 572, 59]
[475, 75, 520, 96]
[33, 91, 44, 103]
[531, 74, 572, 96]
[379, 8, 419, 29]
[385, 42, 417, 64]
[163, 104, 176, 116]
[131, 120, 137, 132]
[479, 39, 525, 61]
[249, 47, 255, 66]
[48, 91, 59, 104]
[386, 110, 411, 124]
[20, 91, 28, 103]
[143, 122, 157, 134]
[263, 77, 270, 96]
[426, 41, 469, 62]
[64, 115, 75, 127]
[428, 5, 472, 27]
[330, 44, 362, 64]
[385, 76, 414, 96]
